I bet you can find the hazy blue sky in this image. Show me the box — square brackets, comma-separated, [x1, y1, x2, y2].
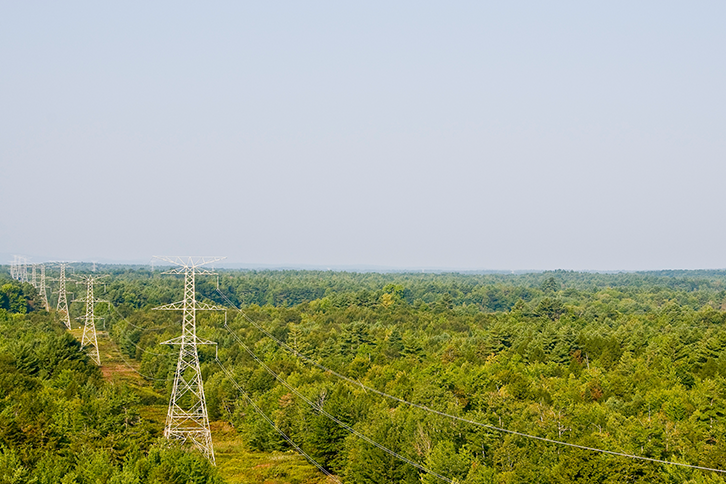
[2, 2, 725, 270]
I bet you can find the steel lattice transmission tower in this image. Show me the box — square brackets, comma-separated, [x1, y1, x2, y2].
[10, 255, 28, 283]
[20, 257, 28, 283]
[77, 275, 108, 366]
[9, 256, 18, 280]
[55, 263, 72, 329]
[31, 264, 38, 288]
[153, 256, 225, 464]
[38, 264, 50, 311]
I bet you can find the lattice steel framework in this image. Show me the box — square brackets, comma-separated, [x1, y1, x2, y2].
[9, 256, 18, 280]
[55, 263, 72, 329]
[38, 264, 50, 311]
[10, 256, 28, 283]
[153, 256, 224, 464]
[77, 275, 107, 365]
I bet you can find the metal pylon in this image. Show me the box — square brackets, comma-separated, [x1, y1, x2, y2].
[56, 263, 72, 329]
[38, 265, 50, 311]
[20, 257, 28, 283]
[153, 256, 225, 464]
[10, 255, 28, 283]
[10, 256, 18, 280]
[78, 275, 107, 366]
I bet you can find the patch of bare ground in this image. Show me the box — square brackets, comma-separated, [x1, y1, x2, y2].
[70, 329, 331, 483]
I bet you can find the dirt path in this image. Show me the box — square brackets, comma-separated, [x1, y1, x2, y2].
[71, 328, 330, 483]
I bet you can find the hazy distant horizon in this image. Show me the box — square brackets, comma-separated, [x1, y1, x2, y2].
[4, 251, 726, 275]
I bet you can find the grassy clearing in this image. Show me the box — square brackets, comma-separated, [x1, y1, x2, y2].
[71, 328, 333, 483]
[213, 421, 333, 484]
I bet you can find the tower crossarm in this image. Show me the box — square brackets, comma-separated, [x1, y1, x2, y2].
[153, 301, 226, 311]
[76, 297, 109, 305]
[160, 335, 217, 346]
[152, 256, 225, 269]
[160, 268, 218, 276]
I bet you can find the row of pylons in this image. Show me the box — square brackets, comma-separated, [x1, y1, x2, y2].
[10, 258, 102, 365]
[8, 255, 218, 464]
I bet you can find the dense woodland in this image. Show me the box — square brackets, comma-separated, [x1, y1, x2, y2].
[4, 267, 726, 483]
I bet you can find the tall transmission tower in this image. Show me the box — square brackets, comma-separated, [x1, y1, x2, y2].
[55, 263, 72, 329]
[31, 264, 38, 288]
[10, 256, 29, 283]
[153, 256, 225, 464]
[38, 264, 50, 311]
[77, 275, 108, 366]
[20, 257, 28, 283]
[9, 256, 18, 280]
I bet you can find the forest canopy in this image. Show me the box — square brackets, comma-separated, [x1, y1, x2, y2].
[3, 267, 726, 483]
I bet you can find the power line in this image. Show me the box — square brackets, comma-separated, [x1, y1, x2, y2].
[103, 334, 174, 382]
[111, 321, 174, 362]
[215, 358, 341, 484]
[108, 304, 174, 357]
[221, 322, 456, 484]
[216, 288, 726, 475]
[102, 305, 178, 381]
[108, 303, 167, 332]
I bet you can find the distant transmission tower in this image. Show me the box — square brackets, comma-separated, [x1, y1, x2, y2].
[10, 256, 29, 283]
[31, 264, 38, 288]
[10, 256, 18, 280]
[20, 257, 28, 283]
[77, 275, 108, 365]
[153, 256, 225, 464]
[38, 264, 50, 311]
[55, 263, 72, 329]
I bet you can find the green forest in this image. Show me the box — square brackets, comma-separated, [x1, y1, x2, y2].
[4, 267, 726, 483]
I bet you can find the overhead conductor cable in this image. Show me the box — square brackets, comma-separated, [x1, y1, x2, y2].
[216, 288, 726, 475]
[222, 322, 457, 484]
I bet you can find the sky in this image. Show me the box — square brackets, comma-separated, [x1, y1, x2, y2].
[1, 2, 725, 271]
